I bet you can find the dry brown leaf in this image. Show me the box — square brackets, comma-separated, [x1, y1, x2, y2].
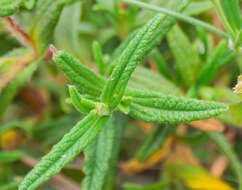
[147, 57, 158, 73]
[189, 118, 225, 132]
[18, 85, 50, 115]
[210, 155, 228, 178]
[121, 138, 172, 175]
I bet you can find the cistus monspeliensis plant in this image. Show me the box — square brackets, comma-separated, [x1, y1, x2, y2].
[0, 0, 241, 190]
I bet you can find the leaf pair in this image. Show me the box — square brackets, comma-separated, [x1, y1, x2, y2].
[101, 0, 190, 110]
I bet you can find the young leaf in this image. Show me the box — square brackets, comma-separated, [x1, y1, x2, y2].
[101, 0, 190, 110]
[167, 24, 200, 88]
[136, 124, 176, 162]
[126, 89, 228, 124]
[68, 85, 96, 114]
[82, 116, 115, 190]
[53, 49, 106, 96]
[92, 41, 105, 75]
[0, 0, 25, 17]
[18, 112, 109, 190]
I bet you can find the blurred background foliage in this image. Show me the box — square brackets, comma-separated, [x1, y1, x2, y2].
[0, 0, 241, 189]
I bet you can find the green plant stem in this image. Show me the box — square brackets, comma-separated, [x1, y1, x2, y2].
[120, 0, 230, 39]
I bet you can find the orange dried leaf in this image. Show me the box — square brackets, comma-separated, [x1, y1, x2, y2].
[137, 121, 152, 133]
[189, 118, 225, 132]
[210, 155, 228, 178]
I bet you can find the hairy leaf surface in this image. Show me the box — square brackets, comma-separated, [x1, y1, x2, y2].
[126, 89, 228, 124]
[101, 0, 190, 110]
[53, 50, 105, 96]
[0, 0, 26, 17]
[69, 85, 96, 114]
[82, 116, 115, 190]
[18, 112, 109, 190]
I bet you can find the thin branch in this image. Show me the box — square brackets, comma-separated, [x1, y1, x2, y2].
[120, 0, 230, 39]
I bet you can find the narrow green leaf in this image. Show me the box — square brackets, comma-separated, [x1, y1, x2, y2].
[103, 112, 126, 190]
[207, 132, 242, 190]
[53, 48, 181, 99]
[53, 50, 106, 96]
[219, 0, 241, 33]
[68, 85, 96, 114]
[197, 40, 236, 86]
[136, 124, 176, 162]
[126, 89, 228, 124]
[151, 49, 172, 80]
[101, 0, 190, 110]
[18, 112, 109, 190]
[105, 30, 138, 76]
[0, 151, 23, 163]
[167, 24, 200, 88]
[0, 0, 25, 17]
[92, 41, 105, 75]
[82, 116, 115, 190]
